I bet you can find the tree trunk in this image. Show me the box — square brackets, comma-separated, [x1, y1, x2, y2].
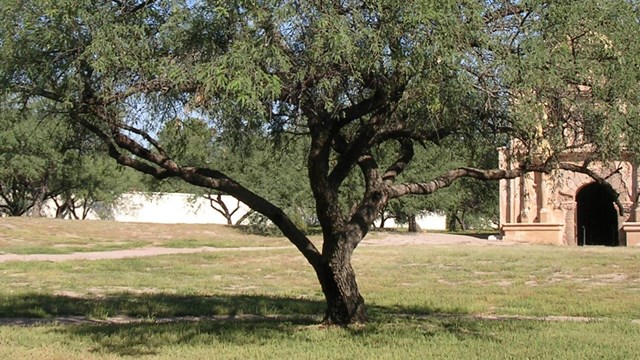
[31, 189, 46, 218]
[55, 198, 67, 219]
[407, 214, 420, 233]
[460, 209, 468, 231]
[448, 211, 465, 231]
[316, 239, 367, 325]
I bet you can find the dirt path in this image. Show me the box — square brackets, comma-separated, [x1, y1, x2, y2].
[0, 233, 509, 263]
[0, 245, 293, 263]
[362, 232, 512, 246]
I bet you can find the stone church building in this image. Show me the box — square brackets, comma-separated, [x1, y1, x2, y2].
[499, 148, 640, 246]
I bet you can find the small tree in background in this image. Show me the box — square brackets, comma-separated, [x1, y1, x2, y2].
[52, 153, 144, 219]
[0, 107, 62, 216]
[152, 118, 315, 228]
[0, 105, 141, 218]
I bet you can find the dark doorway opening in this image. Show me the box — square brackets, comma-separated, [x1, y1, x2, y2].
[576, 183, 618, 246]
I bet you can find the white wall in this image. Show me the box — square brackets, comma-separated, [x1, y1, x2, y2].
[38, 192, 447, 230]
[376, 212, 447, 231]
[110, 192, 250, 224]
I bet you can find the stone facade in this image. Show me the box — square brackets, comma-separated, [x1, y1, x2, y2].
[499, 148, 640, 246]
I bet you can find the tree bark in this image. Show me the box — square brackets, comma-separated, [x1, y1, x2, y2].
[407, 214, 420, 232]
[316, 236, 367, 325]
[30, 187, 47, 218]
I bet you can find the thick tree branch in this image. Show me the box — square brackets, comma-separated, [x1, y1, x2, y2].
[308, 125, 347, 234]
[389, 165, 547, 199]
[74, 110, 323, 266]
[184, 166, 322, 264]
[101, 127, 323, 265]
[122, 124, 169, 157]
[95, 128, 323, 266]
[389, 161, 625, 216]
[337, 80, 405, 128]
[382, 139, 414, 184]
[337, 88, 387, 126]
[343, 152, 386, 248]
[328, 122, 378, 189]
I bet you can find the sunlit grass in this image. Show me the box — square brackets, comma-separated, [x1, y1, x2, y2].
[1, 218, 640, 358]
[0, 217, 289, 254]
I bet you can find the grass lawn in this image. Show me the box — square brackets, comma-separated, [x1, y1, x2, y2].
[0, 217, 291, 254]
[0, 218, 639, 359]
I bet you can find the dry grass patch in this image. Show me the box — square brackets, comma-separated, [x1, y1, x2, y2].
[0, 218, 290, 254]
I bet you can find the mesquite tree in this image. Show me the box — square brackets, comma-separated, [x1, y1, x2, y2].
[2, 0, 639, 324]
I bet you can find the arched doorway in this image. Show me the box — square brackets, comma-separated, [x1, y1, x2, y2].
[576, 183, 618, 246]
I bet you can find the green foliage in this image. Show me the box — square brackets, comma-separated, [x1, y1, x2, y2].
[2, 0, 638, 223]
[152, 118, 315, 228]
[499, 0, 640, 160]
[0, 105, 141, 217]
[0, 107, 61, 215]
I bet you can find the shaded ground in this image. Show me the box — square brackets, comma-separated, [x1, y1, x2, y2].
[0, 313, 605, 327]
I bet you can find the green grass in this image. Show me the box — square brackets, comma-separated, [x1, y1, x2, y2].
[0, 315, 638, 359]
[1, 218, 640, 358]
[0, 241, 152, 255]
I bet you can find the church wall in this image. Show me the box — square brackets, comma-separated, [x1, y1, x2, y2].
[499, 147, 639, 246]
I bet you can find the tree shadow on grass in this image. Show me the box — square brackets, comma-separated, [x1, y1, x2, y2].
[65, 317, 320, 357]
[0, 292, 325, 319]
[0, 293, 534, 356]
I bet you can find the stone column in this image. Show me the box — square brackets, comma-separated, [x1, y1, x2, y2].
[633, 162, 640, 221]
[519, 175, 529, 223]
[561, 201, 576, 245]
[539, 172, 552, 223]
[498, 147, 510, 224]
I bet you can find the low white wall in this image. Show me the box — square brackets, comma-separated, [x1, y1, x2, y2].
[110, 192, 250, 224]
[376, 212, 447, 231]
[38, 192, 447, 230]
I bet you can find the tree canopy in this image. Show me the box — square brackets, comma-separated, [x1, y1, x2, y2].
[1, 0, 639, 325]
[0, 104, 140, 217]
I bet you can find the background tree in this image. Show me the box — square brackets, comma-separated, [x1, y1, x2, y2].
[150, 118, 315, 228]
[0, 104, 141, 218]
[2, 0, 638, 325]
[52, 152, 144, 219]
[0, 107, 63, 216]
[379, 138, 500, 232]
